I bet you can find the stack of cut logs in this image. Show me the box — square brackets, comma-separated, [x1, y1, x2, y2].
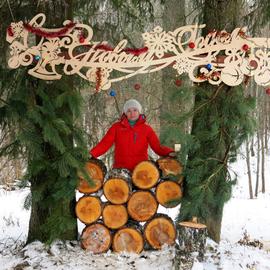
[75, 158, 183, 254]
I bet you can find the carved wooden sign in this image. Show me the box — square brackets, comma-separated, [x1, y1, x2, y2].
[6, 13, 270, 90]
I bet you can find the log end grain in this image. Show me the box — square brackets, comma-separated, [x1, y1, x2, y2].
[75, 196, 102, 224]
[112, 227, 144, 254]
[156, 181, 182, 208]
[81, 223, 111, 253]
[103, 178, 130, 204]
[127, 191, 158, 222]
[144, 215, 176, 249]
[102, 204, 128, 229]
[132, 161, 160, 189]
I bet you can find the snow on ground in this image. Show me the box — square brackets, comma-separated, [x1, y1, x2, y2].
[221, 153, 270, 249]
[0, 151, 270, 269]
[0, 239, 175, 270]
[0, 188, 30, 242]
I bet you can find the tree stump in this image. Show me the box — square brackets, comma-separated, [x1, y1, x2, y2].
[81, 223, 112, 253]
[156, 158, 183, 185]
[102, 204, 128, 229]
[144, 214, 176, 249]
[77, 159, 107, 194]
[156, 180, 182, 207]
[127, 190, 158, 222]
[112, 226, 144, 254]
[75, 196, 102, 224]
[177, 217, 207, 261]
[132, 161, 160, 189]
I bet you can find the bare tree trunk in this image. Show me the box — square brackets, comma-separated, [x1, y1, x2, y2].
[255, 129, 260, 197]
[261, 128, 266, 193]
[260, 89, 266, 194]
[248, 81, 257, 157]
[250, 136, 255, 157]
[245, 140, 253, 199]
[264, 97, 268, 150]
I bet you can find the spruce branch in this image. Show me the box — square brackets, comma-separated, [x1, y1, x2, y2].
[203, 163, 224, 186]
[164, 197, 182, 207]
[201, 143, 232, 191]
[187, 83, 226, 118]
[0, 98, 9, 106]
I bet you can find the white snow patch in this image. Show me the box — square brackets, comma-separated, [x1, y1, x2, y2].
[0, 148, 270, 269]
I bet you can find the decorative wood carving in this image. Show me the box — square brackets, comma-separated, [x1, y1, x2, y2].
[6, 13, 270, 90]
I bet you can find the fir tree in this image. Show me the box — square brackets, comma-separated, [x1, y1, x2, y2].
[0, 66, 89, 242]
[160, 0, 257, 242]
[161, 80, 256, 242]
[0, 0, 90, 243]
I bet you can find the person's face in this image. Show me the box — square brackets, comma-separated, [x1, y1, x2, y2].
[126, 107, 140, 121]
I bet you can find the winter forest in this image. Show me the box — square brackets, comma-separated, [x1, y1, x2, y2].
[0, 0, 270, 269]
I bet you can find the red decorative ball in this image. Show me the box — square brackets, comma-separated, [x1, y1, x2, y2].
[265, 88, 270, 95]
[175, 79, 182, 86]
[242, 44, 249, 51]
[7, 26, 14, 37]
[188, 42, 195, 49]
[134, 83, 141, 90]
[79, 36, 85, 43]
[249, 60, 257, 68]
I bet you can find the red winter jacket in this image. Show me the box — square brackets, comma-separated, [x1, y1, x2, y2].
[90, 114, 173, 171]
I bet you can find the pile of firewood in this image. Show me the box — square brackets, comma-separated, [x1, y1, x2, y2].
[75, 158, 183, 254]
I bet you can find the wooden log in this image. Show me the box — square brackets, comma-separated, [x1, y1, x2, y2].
[102, 204, 128, 229]
[156, 158, 183, 184]
[75, 196, 102, 224]
[132, 161, 160, 189]
[156, 180, 182, 208]
[177, 217, 207, 261]
[103, 178, 131, 204]
[81, 223, 112, 253]
[105, 168, 131, 181]
[112, 226, 144, 254]
[103, 168, 132, 204]
[77, 158, 107, 194]
[127, 190, 158, 222]
[144, 213, 176, 249]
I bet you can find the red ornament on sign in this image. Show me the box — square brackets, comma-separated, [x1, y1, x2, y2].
[188, 42, 195, 49]
[265, 88, 270, 95]
[79, 36, 85, 43]
[134, 83, 141, 90]
[23, 21, 76, 38]
[242, 44, 249, 51]
[175, 79, 182, 86]
[249, 60, 258, 68]
[7, 26, 14, 37]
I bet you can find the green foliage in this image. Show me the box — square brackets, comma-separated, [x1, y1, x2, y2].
[23, 192, 32, 211]
[0, 66, 90, 243]
[160, 80, 195, 162]
[161, 81, 256, 225]
[164, 197, 182, 208]
[164, 173, 183, 183]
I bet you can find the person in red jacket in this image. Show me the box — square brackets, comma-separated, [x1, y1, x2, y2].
[90, 99, 175, 171]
